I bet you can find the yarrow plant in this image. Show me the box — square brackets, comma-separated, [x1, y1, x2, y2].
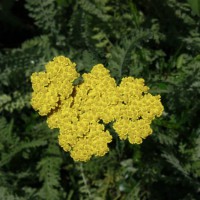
[31, 56, 164, 162]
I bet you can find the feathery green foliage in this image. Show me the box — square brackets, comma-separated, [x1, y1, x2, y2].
[0, 0, 200, 199]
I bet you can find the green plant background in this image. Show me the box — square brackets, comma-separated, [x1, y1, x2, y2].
[0, 0, 200, 199]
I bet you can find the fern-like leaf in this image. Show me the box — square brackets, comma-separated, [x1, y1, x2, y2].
[162, 152, 190, 178]
[108, 29, 152, 81]
[25, 0, 58, 34]
[36, 143, 64, 200]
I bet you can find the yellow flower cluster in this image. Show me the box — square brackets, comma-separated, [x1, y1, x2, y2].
[31, 56, 164, 162]
[31, 56, 79, 116]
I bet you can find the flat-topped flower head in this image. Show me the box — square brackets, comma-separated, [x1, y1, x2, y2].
[31, 56, 164, 161]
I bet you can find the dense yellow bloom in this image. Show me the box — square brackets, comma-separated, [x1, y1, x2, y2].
[31, 56, 79, 116]
[31, 56, 164, 162]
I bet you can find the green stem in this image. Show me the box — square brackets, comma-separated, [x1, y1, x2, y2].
[80, 163, 91, 198]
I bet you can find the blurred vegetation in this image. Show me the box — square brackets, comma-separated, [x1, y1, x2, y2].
[0, 0, 200, 199]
